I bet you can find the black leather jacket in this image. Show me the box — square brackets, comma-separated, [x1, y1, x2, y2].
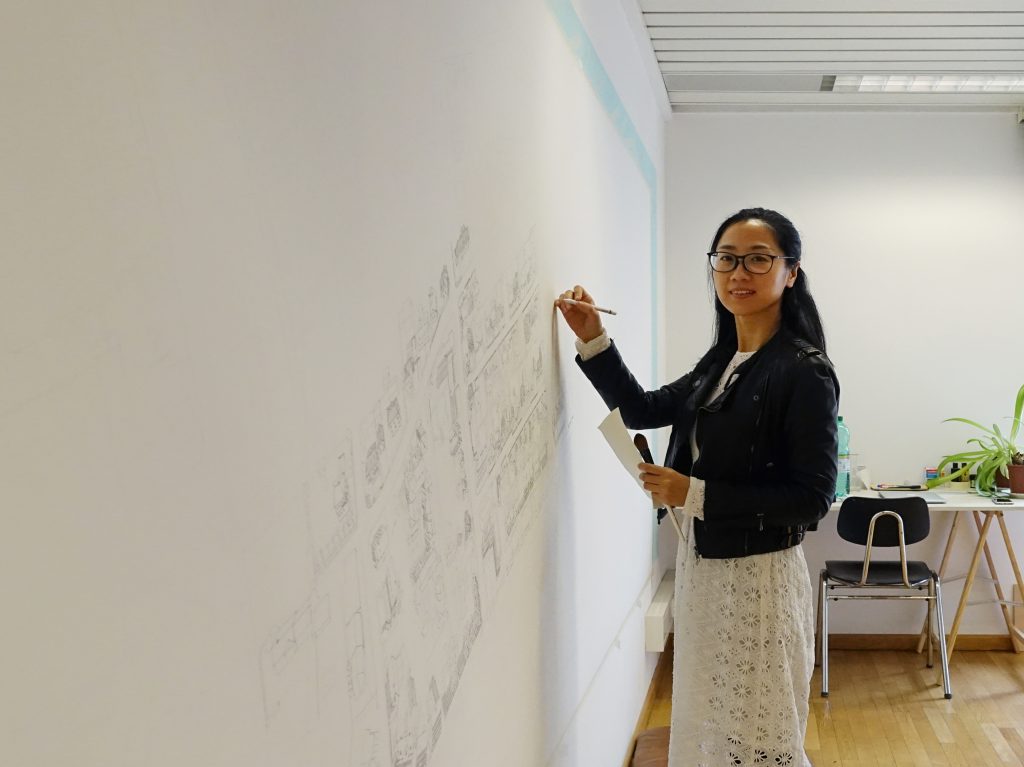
[576, 327, 840, 558]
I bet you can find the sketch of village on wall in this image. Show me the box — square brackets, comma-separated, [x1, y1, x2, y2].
[258, 225, 565, 766]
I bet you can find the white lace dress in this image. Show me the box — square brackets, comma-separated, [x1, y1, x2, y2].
[668, 350, 815, 767]
[576, 337, 816, 766]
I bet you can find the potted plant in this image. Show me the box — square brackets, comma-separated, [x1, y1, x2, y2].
[928, 383, 1024, 496]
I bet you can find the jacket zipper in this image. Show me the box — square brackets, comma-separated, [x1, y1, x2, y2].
[751, 373, 769, 533]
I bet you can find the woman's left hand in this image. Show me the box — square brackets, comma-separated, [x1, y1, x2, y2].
[638, 463, 690, 508]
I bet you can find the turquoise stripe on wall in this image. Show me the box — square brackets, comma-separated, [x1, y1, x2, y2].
[545, 0, 659, 389]
[546, 0, 662, 555]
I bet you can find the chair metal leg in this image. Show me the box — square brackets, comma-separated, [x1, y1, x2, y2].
[933, 575, 953, 699]
[926, 582, 934, 669]
[815, 569, 825, 667]
[821, 574, 830, 697]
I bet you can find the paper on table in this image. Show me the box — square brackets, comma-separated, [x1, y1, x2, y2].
[598, 408, 650, 497]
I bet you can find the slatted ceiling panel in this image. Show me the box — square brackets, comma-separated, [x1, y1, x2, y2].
[637, 1, 1024, 110]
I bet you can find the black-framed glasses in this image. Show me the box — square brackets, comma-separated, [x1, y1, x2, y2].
[707, 251, 794, 275]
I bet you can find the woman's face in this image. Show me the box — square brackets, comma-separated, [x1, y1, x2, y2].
[712, 219, 798, 322]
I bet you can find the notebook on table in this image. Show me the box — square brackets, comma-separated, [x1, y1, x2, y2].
[877, 490, 947, 504]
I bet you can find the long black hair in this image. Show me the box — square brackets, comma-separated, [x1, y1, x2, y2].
[707, 207, 827, 354]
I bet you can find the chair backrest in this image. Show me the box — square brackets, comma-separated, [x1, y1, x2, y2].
[836, 496, 930, 547]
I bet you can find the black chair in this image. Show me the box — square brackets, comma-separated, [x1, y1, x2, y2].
[816, 496, 952, 699]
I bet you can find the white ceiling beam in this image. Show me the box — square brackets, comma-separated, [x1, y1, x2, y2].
[659, 61, 1024, 72]
[642, 0, 1024, 11]
[652, 38, 1024, 51]
[666, 91, 1024, 107]
[643, 12, 1024, 27]
[657, 51, 1024, 61]
[648, 26, 1022, 39]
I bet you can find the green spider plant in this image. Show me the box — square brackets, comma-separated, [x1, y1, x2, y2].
[927, 382, 1024, 495]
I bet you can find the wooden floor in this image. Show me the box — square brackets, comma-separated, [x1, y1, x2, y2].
[638, 642, 1024, 766]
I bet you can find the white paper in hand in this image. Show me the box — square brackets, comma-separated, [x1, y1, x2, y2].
[597, 408, 650, 497]
[598, 408, 686, 539]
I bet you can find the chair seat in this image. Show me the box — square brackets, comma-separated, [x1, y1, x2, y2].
[825, 559, 934, 586]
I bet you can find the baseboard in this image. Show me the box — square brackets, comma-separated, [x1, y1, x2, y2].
[825, 633, 1013, 651]
[622, 634, 673, 767]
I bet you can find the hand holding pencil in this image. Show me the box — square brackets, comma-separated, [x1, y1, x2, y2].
[555, 285, 610, 343]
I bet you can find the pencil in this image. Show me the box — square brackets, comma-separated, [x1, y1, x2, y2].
[558, 297, 617, 316]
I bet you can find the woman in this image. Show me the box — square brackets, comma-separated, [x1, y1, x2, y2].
[557, 208, 838, 767]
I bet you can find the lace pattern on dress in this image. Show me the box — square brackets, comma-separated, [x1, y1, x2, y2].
[668, 349, 814, 767]
[679, 477, 705, 520]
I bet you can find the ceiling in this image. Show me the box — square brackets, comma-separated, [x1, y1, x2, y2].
[639, 0, 1024, 111]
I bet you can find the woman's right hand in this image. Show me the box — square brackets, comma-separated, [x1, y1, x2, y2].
[555, 285, 604, 343]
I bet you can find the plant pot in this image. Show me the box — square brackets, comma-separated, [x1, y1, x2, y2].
[1010, 464, 1024, 494]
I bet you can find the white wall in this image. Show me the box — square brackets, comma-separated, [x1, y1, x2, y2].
[666, 111, 1024, 635]
[0, 2, 667, 766]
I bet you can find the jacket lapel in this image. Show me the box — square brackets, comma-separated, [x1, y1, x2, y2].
[702, 370, 740, 413]
[701, 329, 789, 412]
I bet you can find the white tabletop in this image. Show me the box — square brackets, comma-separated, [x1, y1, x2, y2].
[829, 490, 1024, 513]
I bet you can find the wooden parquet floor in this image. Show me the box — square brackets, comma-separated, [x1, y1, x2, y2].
[639, 645, 1024, 766]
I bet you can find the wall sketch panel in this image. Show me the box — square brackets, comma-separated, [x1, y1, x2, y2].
[0, 1, 659, 766]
